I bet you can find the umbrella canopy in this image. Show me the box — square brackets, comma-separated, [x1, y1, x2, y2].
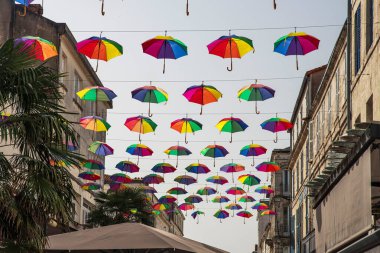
[81, 183, 101, 191]
[237, 210, 253, 224]
[77, 86, 117, 102]
[152, 203, 170, 211]
[225, 203, 243, 211]
[197, 187, 217, 202]
[115, 160, 140, 173]
[216, 117, 248, 143]
[240, 144, 267, 166]
[207, 34, 254, 71]
[238, 83, 275, 114]
[83, 160, 105, 170]
[14, 36, 57, 60]
[15, 0, 34, 6]
[78, 171, 101, 181]
[252, 202, 269, 210]
[201, 145, 229, 167]
[178, 203, 195, 212]
[212, 196, 230, 205]
[132, 86, 168, 116]
[109, 183, 129, 192]
[110, 173, 132, 184]
[226, 187, 246, 198]
[142, 35, 188, 73]
[255, 185, 274, 194]
[0, 112, 11, 122]
[77, 35, 123, 71]
[126, 144, 154, 164]
[274, 31, 320, 70]
[238, 195, 255, 203]
[184, 195, 203, 204]
[238, 174, 261, 187]
[125, 116, 158, 142]
[142, 174, 164, 185]
[261, 117, 293, 143]
[183, 83, 223, 114]
[213, 210, 229, 223]
[171, 118, 203, 143]
[151, 162, 177, 175]
[191, 210, 205, 224]
[220, 162, 245, 183]
[185, 163, 211, 179]
[88, 141, 114, 156]
[256, 162, 281, 173]
[167, 187, 188, 195]
[158, 195, 177, 204]
[261, 210, 277, 216]
[80, 116, 111, 132]
[164, 145, 192, 167]
[206, 176, 229, 186]
[174, 175, 197, 186]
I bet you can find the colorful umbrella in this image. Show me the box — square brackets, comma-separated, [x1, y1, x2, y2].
[77, 35, 123, 71]
[191, 210, 205, 224]
[109, 183, 128, 192]
[152, 210, 161, 215]
[15, 0, 34, 15]
[77, 86, 117, 102]
[255, 185, 274, 194]
[220, 162, 245, 183]
[110, 173, 132, 184]
[78, 171, 100, 181]
[142, 34, 188, 73]
[201, 145, 229, 167]
[197, 187, 217, 202]
[256, 162, 281, 173]
[216, 117, 248, 143]
[167, 187, 188, 195]
[64, 141, 77, 152]
[184, 195, 203, 204]
[151, 162, 177, 177]
[158, 195, 177, 204]
[274, 31, 320, 70]
[252, 202, 269, 210]
[206, 175, 229, 191]
[178, 203, 195, 216]
[152, 203, 170, 211]
[142, 185, 157, 194]
[214, 210, 229, 223]
[239, 195, 256, 203]
[185, 163, 211, 179]
[83, 160, 105, 170]
[142, 174, 164, 186]
[80, 116, 111, 132]
[174, 175, 197, 187]
[261, 210, 277, 216]
[125, 116, 157, 142]
[240, 144, 267, 166]
[170, 117, 202, 144]
[183, 83, 223, 114]
[237, 210, 253, 224]
[238, 174, 261, 191]
[226, 187, 246, 201]
[260, 117, 293, 143]
[0, 112, 11, 122]
[88, 141, 114, 156]
[131, 86, 168, 116]
[126, 144, 153, 164]
[207, 33, 254, 71]
[226, 203, 243, 211]
[81, 183, 101, 191]
[164, 145, 192, 167]
[15, 36, 57, 61]
[212, 195, 230, 209]
[238, 83, 275, 114]
[115, 160, 140, 173]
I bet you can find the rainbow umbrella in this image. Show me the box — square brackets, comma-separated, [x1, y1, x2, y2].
[81, 183, 101, 191]
[49, 159, 71, 168]
[185, 163, 210, 179]
[220, 162, 245, 183]
[78, 171, 100, 181]
[226, 203, 243, 217]
[201, 145, 229, 167]
[80, 116, 110, 132]
[115, 160, 140, 173]
[109, 183, 128, 192]
[167, 187, 188, 195]
[261, 210, 277, 216]
[256, 162, 281, 173]
[216, 117, 248, 143]
[171, 118, 202, 144]
[191, 211, 205, 224]
[184, 195, 203, 204]
[77, 86, 117, 102]
[158, 195, 177, 204]
[274, 31, 320, 70]
[110, 173, 132, 184]
[252, 202, 269, 210]
[240, 144, 267, 166]
[238, 83, 275, 114]
[142, 174, 164, 186]
[151, 162, 176, 177]
[214, 210, 229, 223]
[14, 36, 57, 60]
[126, 144, 153, 164]
[15, 0, 34, 16]
[226, 186, 246, 201]
[77, 35, 123, 71]
[239, 195, 256, 203]
[255, 185, 274, 194]
[261, 117, 293, 143]
[206, 175, 229, 191]
[125, 116, 157, 143]
[152, 210, 161, 215]
[238, 174, 261, 191]
[142, 185, 157, 194]
[83, 160, 105, 170]
[131, 86, 168, 117]
[0, 112, 11, 122]
[183, 83, 223, 114]
[237, 210, 253, 224]
[212, 195, 230, 209]
[153, 203, 170, 211]
[164, 145, 192, 167]
[207, 33, 254, 71]
[178, 203, 195, 216]
[174, 175, 197, 187]
[88, 141, 114, 156]
[197, 187, 217, 202]
[64, 141, 77, 152]
[142, 35, 188, 73]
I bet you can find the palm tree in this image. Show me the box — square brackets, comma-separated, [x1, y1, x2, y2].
[88, 187, 153, 227]
[0, 40, 83, 252]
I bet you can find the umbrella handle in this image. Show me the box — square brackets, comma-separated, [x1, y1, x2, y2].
[227, 57, 233, 71]
[251, 156, 255, 167]
[273, 0, 277, 9]
[101, 0, 105, 15]
[296, 54, 299, 70]
[255, 101, 260, 114]
[227, 38, 233, 71]
[230, 131, 233, 143]
[232, 172, 234, 183]
[186, 0, 190, 16]
[273, 132, 278, 143]
[163, 57, 166, 74]
[176, 156, 179, 168]
[139, 132, 142, 143]
[200, 105, 203, 115]
[148, 101, 153, 117]
[185, 132, 188, 144]
[17, 5, 27, 17]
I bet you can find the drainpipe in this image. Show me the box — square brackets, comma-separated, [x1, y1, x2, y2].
[346, 0, 352, 130]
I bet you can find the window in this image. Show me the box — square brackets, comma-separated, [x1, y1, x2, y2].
[366, 0, 374, 52]
[366, 95, 373, 122]
[297, 161, 300, 191]
[335, 71, 340, 119]
[60, 53, 67, 84]
[283, 169, 290, 194]
[328, 88, 332, 132]
[283, 207, 290, 233]
[309, 121, 314, 159]
[74, 72, 83, 105]
[292, 171, 295, 200]
[316, 113, 320, 149]
[300, 152, 304, 183]
[354, 4, 361, 75]
[321, 102, 325, 141]
[82, 202, 91, 224]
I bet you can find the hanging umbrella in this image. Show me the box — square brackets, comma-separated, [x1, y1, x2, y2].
[184, 195, 203, 204]
[183, 83, 223, 114]
[152, 203, 170, 211]
[164, 145, 192, 167]
[178, 203, 195, 216]
[64, 141, 78, 152]
[201, 145, 229, 167]
[191, 211, 205, 224]
[170, 118, 202, 144]
[142, 174, 164, 186]
[216, 117, 248, 143]
[206, 175, 229, 191]
[207, 33, 254, 71]
[220, 162, 245, 183]
[88, 141, 114, 156]
[81, 183, 101, 191]
[152, 210, 161, 215]
[83, 160, 105, 170]
[151, 162, 177, 177]
[226, 186, 246, 202]
[115, 160, 140, 173]
[174, 175, 197, 187]
[142, 34, 188, 74]
[260, 117, 293, 143]
[197, 187, 217, 202]
[100, 0, 106, 15]
[225, 203, 243, 217]
[212, 195, 230, 209]
[240, 144, 267, 166]
[15, 36, 58, 61]
[110, 173, 132, 184]
[126, 144, 154, 164]
[239, 195, 255, 203]
[125, 116, 158, 142]
[142, 185, 157, 194]
[252, 202, 269, 210]
[255, 185, 274, 194]
[158, 195, 177, 204]
[237, 210, 253, 224]
[78, 171, 101, 181]
[15, 0, 34, 16]
[185, 163, 210, 179]
[256, 162, 281, 172]
[213, 210, 229, 223]
[131, 86, 168, 117]
[238, 83, 275, 114]
[274, 31, 320, 70]
[77, 86, 117, 102]
[80, 116, 111, 132]
[167, 187, 188, 195]
[109, 183, 129, 192]
[77, 35, 123, 71]
[238, 174, 261, 192]
[261, 210, 277, 216]
[49, 159, 71, 168]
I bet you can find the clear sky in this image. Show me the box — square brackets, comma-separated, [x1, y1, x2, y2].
[37, 0, 346, 252]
